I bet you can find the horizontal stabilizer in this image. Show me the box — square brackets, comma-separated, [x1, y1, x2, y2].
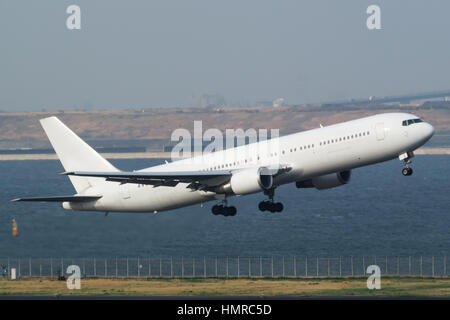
[11, 195, 102, 202]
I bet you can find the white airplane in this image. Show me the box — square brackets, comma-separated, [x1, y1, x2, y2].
[13, 113, 434, 216]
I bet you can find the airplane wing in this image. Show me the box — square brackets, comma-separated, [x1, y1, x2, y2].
[63, 170, 232, 190]
[11, 195, 102, 202]
[64, 165, 291, 190]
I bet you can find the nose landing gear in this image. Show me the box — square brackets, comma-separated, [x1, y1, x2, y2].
[399, 151, 414, 176]
[402, 167, 413, 176]
[258, 188, 284, 213]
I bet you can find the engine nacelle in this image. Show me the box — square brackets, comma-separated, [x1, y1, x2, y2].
[216, 167, 273, 195]
[296, 170, 351, 190]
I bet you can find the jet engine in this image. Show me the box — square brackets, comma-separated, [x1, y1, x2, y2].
[216, 167, 273, 195]
[295, 170, 351, 190]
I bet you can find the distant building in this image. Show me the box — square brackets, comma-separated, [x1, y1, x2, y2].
[255, 100, 273, 107]
[200, 94, 227, 108]
[273, 98, 286, 108]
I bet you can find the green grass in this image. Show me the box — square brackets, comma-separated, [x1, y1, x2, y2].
[0, 276, 449, 297]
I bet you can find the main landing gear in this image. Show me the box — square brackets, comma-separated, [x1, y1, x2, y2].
[399, 151, 414, 176]
[258, 188, 284, 213]
[211, 200, 237, 217]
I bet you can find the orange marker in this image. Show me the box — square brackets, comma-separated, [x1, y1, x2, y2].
[12, 219, 19, 237]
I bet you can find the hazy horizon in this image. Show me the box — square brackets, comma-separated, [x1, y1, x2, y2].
[1, 0, 450, 111]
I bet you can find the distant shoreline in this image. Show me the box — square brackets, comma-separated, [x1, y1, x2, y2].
[0, 147, 449, 161]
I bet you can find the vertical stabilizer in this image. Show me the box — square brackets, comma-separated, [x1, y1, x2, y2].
[40, 116, 119, 193]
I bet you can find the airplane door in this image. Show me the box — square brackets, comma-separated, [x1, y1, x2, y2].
[375, 123, 385, 141]
[120, 184, 131, 200]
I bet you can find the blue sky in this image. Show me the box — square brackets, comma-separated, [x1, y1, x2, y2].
[1, 0, 450, 110]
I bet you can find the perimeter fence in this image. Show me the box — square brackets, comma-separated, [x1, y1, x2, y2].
[0, 256, 448, 278]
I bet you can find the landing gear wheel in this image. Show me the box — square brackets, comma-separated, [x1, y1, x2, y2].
[402, 167, 413, 176]
[212, 203, 237, 216]
[274, 202, 283, 212]
[228, 206, 237, 216]
[260, 201, 283, 213]
[258, 201, 268, 212]
[212, 205, 221, 215]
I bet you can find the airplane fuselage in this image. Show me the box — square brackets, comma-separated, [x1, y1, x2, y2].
[64, 112, 434, 213]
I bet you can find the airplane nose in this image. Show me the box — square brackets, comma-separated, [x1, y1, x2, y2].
[424, 123, 435, 140]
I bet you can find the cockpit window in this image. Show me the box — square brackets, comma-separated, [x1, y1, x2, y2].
[402, 118, 424, 126]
